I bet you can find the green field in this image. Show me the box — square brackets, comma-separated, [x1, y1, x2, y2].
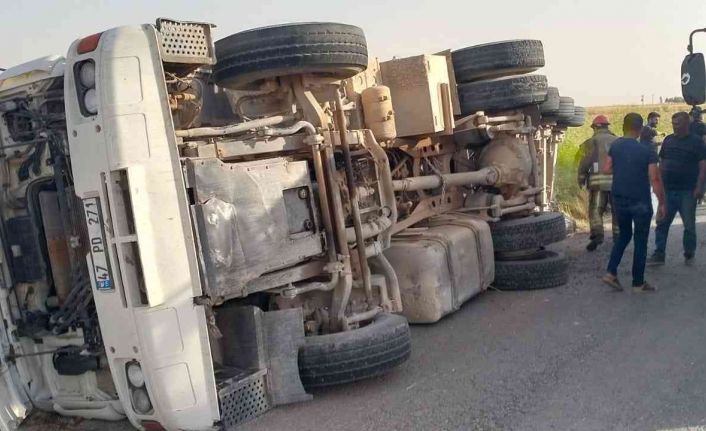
[554, 104, 690, 226]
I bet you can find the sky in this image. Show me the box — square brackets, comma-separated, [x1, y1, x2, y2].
[2, 0, 706, 107]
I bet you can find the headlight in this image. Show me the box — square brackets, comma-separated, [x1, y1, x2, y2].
[83, 88, 98, 115]
[78, 61, 96, 88]
[127, 363, 145, 388]
[131, 387, 153, 415]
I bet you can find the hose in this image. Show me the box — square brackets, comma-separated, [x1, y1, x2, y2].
[264, 121, 317, 136]
[175, 115, 291, 138]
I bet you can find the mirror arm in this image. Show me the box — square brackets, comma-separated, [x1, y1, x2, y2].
[688, 28, 706, 54]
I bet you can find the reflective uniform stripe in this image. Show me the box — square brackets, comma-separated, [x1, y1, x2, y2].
[588, 174, 612, 191]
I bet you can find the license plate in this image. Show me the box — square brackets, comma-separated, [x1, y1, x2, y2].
[83, 197, 113, 291]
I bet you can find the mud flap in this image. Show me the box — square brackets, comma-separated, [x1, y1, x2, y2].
[261, 310, 312, 405]
[216, 306, 310, 429]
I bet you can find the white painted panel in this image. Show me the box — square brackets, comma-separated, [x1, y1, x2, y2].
[140, 308, 184, 357]
[106, 114, 150, 168]
[153, 363, 196, 411]
[102, 57, 143, 106]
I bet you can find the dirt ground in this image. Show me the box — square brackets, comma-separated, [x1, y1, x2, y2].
[21, 212, 706, 431]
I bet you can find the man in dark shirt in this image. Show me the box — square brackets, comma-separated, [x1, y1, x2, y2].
[640, 111, 662, 149]
[689, 106, 706, 142]
[602, 113, 665, 292]
[648, 111, 706, 265]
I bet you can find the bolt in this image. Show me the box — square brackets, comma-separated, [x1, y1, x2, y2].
[303, 219, 313, 231]
[298, 188, 309, 199]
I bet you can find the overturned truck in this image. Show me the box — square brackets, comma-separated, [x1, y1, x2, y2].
[0, 19, 582, 431]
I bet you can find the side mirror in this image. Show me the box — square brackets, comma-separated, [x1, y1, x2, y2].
[682, 53, 706, 105]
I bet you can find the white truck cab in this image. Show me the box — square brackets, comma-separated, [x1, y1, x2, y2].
[0, 22, 220, 431]
[0, 55, 126, 428]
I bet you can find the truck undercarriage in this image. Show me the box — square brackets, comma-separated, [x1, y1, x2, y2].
[0, 18, 586, 431]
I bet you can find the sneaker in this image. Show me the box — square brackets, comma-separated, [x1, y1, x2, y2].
[633, 282, 657, 293]
[602, 273, 623, 291]
[647, 253, 665, 266]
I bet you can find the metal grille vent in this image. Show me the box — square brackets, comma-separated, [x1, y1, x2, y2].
[156, 18, 215, 65]
[219, 371, 271, 428]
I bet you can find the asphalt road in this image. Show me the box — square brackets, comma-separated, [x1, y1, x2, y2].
[23, 215, 706, 431]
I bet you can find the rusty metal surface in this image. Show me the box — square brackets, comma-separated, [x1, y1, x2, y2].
[39, 191, 72, 304]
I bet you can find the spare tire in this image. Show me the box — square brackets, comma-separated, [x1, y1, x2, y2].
[214, 22, 368, 90]
[298, 313, 411, 388]
[494, 250, 568, 290]
[452, 40, 545, 83]
[458, 75, 548, 115]
[539, 87, 560, 114]
[490, 212, 566, 252]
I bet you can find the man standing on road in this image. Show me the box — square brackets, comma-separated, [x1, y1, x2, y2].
[640, 111, 663, 149]
[602, 113, 665, 292]
[648, 111, 706, 266]
[577, 115, 618, 251]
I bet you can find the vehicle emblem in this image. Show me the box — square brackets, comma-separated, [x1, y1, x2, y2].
[682, 72, 691, 86]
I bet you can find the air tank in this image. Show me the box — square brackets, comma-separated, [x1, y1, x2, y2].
[361, 86, 396, 141]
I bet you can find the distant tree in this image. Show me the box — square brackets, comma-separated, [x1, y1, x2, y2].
[660, 96, 663, 104]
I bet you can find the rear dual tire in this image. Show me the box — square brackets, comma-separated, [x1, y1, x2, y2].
[490, 212, 567, 253]
[493, 250, 569, 291]
[452, 39, 545, 83]
[490, 212, 569, 291]
[458, 74, 549, 115]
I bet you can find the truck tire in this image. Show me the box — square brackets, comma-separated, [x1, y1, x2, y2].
[458, 75, 548, 115]
[490, 212, 566, 252]
[556, 96, 575, 121]
[539, 87, 560, 114]
[452, 40, 545, 83]
[213, 22, 368, 90]
[493, 250, 568, 290]
[298, 313, 411, 388]
[561, 106, 586, 127]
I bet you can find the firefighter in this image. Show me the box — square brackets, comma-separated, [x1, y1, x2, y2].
[577, 115, 619, 251]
